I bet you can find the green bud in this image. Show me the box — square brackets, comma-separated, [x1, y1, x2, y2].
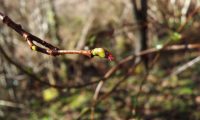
[31, 45, 37, 51]
[91, 48, 106, 58]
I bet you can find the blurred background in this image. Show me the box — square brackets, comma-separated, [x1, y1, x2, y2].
[0, 0, 200, 119]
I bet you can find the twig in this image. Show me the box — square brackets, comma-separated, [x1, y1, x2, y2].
[93, 55, 135, 100]
[82, 60, 139, 120]
[98, 61, 140, 102]
[0, 12, 103, 58]
[92, 55, 135, 110]
[171, 55, 200, 76]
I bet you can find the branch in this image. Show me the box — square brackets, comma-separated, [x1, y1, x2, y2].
[169, 56, 200, 77]
[0, 12, 114, 60]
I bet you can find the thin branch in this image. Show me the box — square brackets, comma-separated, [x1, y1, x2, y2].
[1, 12, 200, 61]
[171, 55, 200, 76]
[80, 60, 139, 120]
[93, 55, 135, 101]
[0, 12, 98, 58]
[136, 43, 200, 56]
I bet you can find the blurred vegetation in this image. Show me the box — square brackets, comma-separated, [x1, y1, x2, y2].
[0, 0, 200, 120]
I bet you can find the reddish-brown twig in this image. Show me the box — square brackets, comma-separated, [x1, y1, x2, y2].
[0, 12, 114, 59]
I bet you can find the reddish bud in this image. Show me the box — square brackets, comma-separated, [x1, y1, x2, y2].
[105, 51, 114, 61]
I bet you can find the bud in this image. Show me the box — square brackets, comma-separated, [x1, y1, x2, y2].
[91, 48, 114, 61]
